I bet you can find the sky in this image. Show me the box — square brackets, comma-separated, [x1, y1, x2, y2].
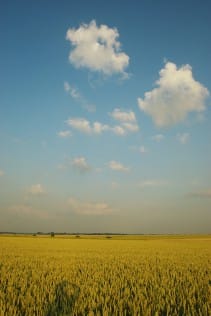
[0, 0, 210, 234]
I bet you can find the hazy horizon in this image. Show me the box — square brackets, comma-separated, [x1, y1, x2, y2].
[0, 0, 210, 234]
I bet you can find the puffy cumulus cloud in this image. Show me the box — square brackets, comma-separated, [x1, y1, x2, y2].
[177, 132, 190, 144]
[67, 114, 139, 136]
[71, 157, 91, 173]
[138, 62, 209, 127]
[110, 108, 136, 122]
[27, 184, 46, 196]
[111, 125, 126, 136]
[108, 160, 130, 172]
[188, 188, 211, 198]
[67, 197, 113, 215]
[57, 130, 72, 138]
[66, 20, 129, 76]
[110, 108, 139, 133]
[66, 118, 109, 134]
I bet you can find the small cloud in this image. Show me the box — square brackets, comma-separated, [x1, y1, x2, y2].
[57, 130, 72, 138]
[64, 81, 81, 99]
[139, 146, 148, 154]
[138, 62, 209, 127]
[110, 108, 136, 122]
[139, 179, 168, 188]
[66, 20, 129, 77]
[152, 134, 165, 142]
[71, 157, 91, 173]
[27, 184, 46, 196]
[177, 133, 190, 144]
[111, 125, 126, 136]
[110, 108, 139, 134]
[67, 197, 113, 215]
[188, 188, 211, 198]
[0, 170, 5, 176]
[67, 117, 138, 136]
[66, 118, 92, 134]
[121, 122, 139, 133]
[108, 160, 130, 172]
[64, 81, 96, 112]
[8, 204, 49, 219]
[111, 181, 119, 189]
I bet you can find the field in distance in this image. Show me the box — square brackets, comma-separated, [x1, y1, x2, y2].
[0, 235, 210, 315]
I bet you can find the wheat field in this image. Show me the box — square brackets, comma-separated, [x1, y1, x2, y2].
[0, 235, 210, 315]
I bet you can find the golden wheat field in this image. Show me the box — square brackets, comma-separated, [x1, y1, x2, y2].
[0, 235, 210, 316]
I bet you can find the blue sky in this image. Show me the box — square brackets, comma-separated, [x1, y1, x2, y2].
[0, 0, 210, 233]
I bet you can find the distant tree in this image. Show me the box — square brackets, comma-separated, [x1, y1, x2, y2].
[51, 232, 55, 238]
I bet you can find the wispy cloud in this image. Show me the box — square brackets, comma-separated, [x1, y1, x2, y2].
[57, 130, 72, 138]
[0, 170, 5, 177]
[27, 184, 46, 196]
[8, 204, 50, 219]
[64, 81, 81, 99]
[67, 197, 113, 215]
[108, 160, 130, 172]
[177, 133, 190, 144]
[188, 188, 211, 198]
[139, 179, 168, 188]
[64, 81, 96, 112]
[138, 62, 209, 127]
[66, 20, 129, 77]
[152, 134, 165, 142]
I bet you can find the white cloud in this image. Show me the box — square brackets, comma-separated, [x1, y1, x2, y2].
[0, 170, 4, 176]
[110, 108, 136, 122]
[67, 116, 139, 136]
[71, 157, 91, 173]
[177, 133, 190, 144]
[66, 20, 129, 76]
[93, 122, 110, 134]
[64, 81, 81, 99]
[139, 180, 168, 188]
[111, 125, 126, 136]
[138, 62, 209, 127]
[122, 122, 139, 132]
[67, 197, 113, 215]
[67, 118, 109, 134]
[57, 130, 72, 138]
[110, 108, 139, 133]
[139, 146, 148, 154]
[108, 160, 130, 172]
[27, 184, 46, 196]
[152, 134, 165, 142]
[64, 81, 96, 112]
[66, 118, 92, 134]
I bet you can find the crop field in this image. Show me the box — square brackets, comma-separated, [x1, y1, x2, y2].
[0, 235, 210, 315]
